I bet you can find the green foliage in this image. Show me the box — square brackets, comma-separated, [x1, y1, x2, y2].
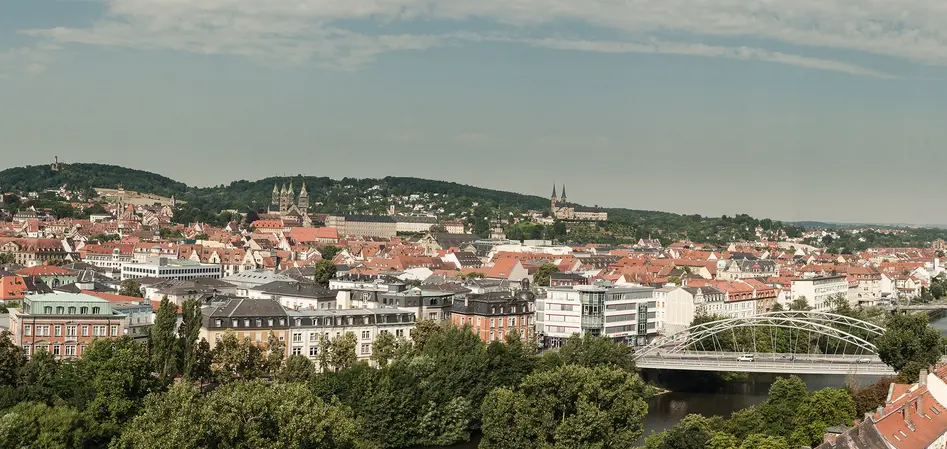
[178, 299, 203, 381]
[538, 333, 636, 372]
[789, 389, 856, 447]
[265, 331, 287, 375]
[277, 355, 316, 383]
[851, 376, 895, 416]
[789, 296, 811, 311]
[313, 259, 337, 287]
[0, 402, 102, 449]
[319, 245, 342, 261]
[118, 280, 143, 298]
[370, 331, 398, 368]
[79, 337, 156, 426]
[877, 312, 946, 379]
[532, 263, 560, 287]
[211, 330, 264, 382]
[480, 364, 650, 449]
[0, 331, 26, 387]
[150, 297, 180, 385]
[327, 332, 357, 372]
[642, 414, 716, 449]
[0, 163, 187, 198]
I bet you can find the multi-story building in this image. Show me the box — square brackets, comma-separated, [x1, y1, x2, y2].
[81, 245, 134, 270]
[537, 284, 658, 348]
[0, 238, 73, 267]
[250, 281, 338, 310]
[450, 290, 535, 343]
[219, 269, 293, 297]
[285, 307, 417, 369]
[325, 215, 397, 239]
[549, 272, 588, 288]
[846, 266, 882, 305]
[377, 285, 468, 321]
[715, 259, 778, 281]
[791, 275, 849, 311]
[394, 216, 437, 234]
[9, 292, 128, 359]
[120, 256, 223, 281]
[199, 298, 290, 352]
[83, 291, 155, 342]
[14, 265, 77, 288]
[661, 286, 727, 334]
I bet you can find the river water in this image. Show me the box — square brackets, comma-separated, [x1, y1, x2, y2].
[426, 314, 947, 449]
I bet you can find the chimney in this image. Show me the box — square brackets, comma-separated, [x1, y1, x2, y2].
[904, 405, 916, 430]
[919, 369, 929, 386]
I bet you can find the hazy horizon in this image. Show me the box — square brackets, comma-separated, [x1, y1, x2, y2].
[4, 1, 947, 224]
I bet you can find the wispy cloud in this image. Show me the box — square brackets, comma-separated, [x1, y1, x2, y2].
[20, 0, 947, 75]
[0, 43, 60, 76]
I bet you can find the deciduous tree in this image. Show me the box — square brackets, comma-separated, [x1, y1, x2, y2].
[150, 296, 180, 385]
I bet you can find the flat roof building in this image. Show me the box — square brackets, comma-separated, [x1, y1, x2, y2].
[121, 256, 222, 281]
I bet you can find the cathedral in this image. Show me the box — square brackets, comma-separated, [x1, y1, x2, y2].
[268, 182, 311, 226]
[550, 184, 608, 221]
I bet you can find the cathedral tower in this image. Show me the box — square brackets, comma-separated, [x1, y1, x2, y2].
[551, 184, 558, 211]
[298, 182, 309, 211]
[279, 184, 288, 213]
[560, 184, 567, 203]
[271, 183, 280, 208]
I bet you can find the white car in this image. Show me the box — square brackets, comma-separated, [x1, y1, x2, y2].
[857, 358, 873, 364]
[737, 354, 755, 362]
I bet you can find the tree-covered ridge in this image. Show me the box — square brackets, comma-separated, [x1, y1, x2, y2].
[0, 163, 188, 198]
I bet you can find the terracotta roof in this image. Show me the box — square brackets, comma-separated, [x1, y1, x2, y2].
[15, 265, 74, 277]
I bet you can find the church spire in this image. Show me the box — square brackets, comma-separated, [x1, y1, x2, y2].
[560, 184, 567, 202]
[551, 183, 558, 200]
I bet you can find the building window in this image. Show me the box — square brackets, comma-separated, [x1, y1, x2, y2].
[110, 325, 118, 336]
[291, 347, 302, 356]
[23, 325, 31, 336]
[44, 306, 52, 314]
[68, 307, 76, 314]
[35, 325, 50, 337]
[93, 325, 107, 337]
[80, 307, 88, 314]
[56, 306, 64, 314]
[81, 325, 89, 337]
[92, 307, 100, 314]
[232, 319, 239, 327]
[396, 329, 404, 338]
[65, 345, 76, 356]
[54, 325, 62, 337]
[256, 319, 262, 327]
[268, 319, 274, 326]
[292, 333, 302, 343]
[509, 317, 517, 326]
[309, 347, 318, 357]
[360, 343, 370, 355]
[52, 345, 61, 356]
[361, 331, 370, 340]
[22, 345, 29, 355]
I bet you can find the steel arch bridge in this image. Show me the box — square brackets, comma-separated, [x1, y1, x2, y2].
[633, 311, 894, 375]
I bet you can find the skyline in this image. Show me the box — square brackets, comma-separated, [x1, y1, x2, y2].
[4, 1, 947, 224]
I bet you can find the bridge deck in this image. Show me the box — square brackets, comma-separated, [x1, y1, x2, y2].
[635, 352, 896, 376]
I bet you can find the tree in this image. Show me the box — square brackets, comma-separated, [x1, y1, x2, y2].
[539, 333, 636, 372]
[0, 253, 14, 265]
[78, 336, 155, 425]
[789, 296, 811, 311]
[707, 432, 740, 449]
[191, 339, 213, 386]
[0, 331, 26, 387]
[0, 402, 99, 449]
[211, 330, 263, 382]
[313, 259, 337, 287]
[877, 313, 945, 379]
[789, 388, 856, 447]
[178, 299, 202, 380]
[111, 385, 206, 449]
[643, 414, 715, 449]
[931, 282, 945, 300]
[119, 280, 143, 298]
[532, 263, 560, 287]
[50, 203, 76, 219]
[370, 331, 398, 368]
[319, 245, 342, 261]
[328, 332, 357, 372]
[410, 319, 441, 352]
[277, 355, 315, 382]
[480, 364, 650, 449]
[150, 296, 180, 385]
[852, 377, 895, 415]
[264, 331, 286, 375]
[18, 349, 62, 403]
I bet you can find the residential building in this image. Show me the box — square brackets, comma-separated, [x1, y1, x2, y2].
[715, 259, 778, 281]
[286, 307, 416, 369]
[14, 265, 77, 288]
[0, 238, 73, 267]
[441, 251, 483, 270]
[9, 292, 128, 359]
[661, 286, 727, 334]
[450, 290, 535, 343]
[199, 298, 290, 352]
[120, 256, 223, 281]
[394, 216, 437, 234]
[325, 215, 397, 239]
[549, 272, 589, 288]
[847, 266, 882, 305]
[791, 275, 849, 311]
[376, 284, 468, 321]
[218, 269, 292, 297]
[537, 284, 658, 348]
[83, 291, 154, 342]
[250, 281, 338, 310]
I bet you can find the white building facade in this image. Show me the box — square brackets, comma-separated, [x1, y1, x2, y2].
[120, 256, 223, 281]
[286, 308, 416, 370]
[537, 285, 658, 348]
[790, 275, 849, 311]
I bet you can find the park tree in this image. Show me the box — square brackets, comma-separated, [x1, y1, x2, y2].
[328, 332, 357, 372]
[313, 259, 337, 287]
[789, 296, 811, 311]
[177, 299, 202, 380]
[539, 333, 636, 372]
[643, 414, 716, 449]
[264, 331, 287, 375]
[532, 263, 560, 287]
[78, 336, 155, 425]
[0, 331, 26, 387]
[789, 388, 856, 447]
[877, 312, 946, 380]
[119, 280, 143, 298]
[931, 282, 946, 300]
[150, 296, 180, 385]
[0, 402, 100, 449]
[370, 331, 398, 368]
[480, 365, 649, 449]
[18, 349, 62, 404]
[111, 385, 206, 449]
[277, 355, 315, 382]
[409, 319, 441, 352]
[211, 330, 263, 382]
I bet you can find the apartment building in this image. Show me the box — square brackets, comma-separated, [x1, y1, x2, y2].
[9, 292, 128, 359]
[537, 284, 658, 348]
[199, 298, 290, 352]
[791, 275, 849, 311]
[285, 307, 416, 369]
[450, 290, 535, 343]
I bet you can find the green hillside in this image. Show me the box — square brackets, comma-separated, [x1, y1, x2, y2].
[0, 163, 188, 198]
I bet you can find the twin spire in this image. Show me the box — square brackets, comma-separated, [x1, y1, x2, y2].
[551, 183, 567, 201]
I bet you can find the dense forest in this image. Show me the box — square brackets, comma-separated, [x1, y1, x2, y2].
[2, 162, 946, 247]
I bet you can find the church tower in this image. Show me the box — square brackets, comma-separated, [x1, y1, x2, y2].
[560, 184, 567, 203]
[298, 182, 309, 211]
[286, 183, 295, 213]
[551, 184, 558, 211]
[279, 184, 288, 213]
[271, 183, 280, 209]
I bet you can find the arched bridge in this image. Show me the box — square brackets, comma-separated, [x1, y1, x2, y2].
[634, 311, 896, 375]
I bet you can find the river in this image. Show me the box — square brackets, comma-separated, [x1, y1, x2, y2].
[426, 313, 947, 448]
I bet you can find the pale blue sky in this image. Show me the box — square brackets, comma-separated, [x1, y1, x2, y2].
[3, 0, 947, 224]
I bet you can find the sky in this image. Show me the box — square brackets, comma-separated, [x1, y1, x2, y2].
[3, 0, 947, 225]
